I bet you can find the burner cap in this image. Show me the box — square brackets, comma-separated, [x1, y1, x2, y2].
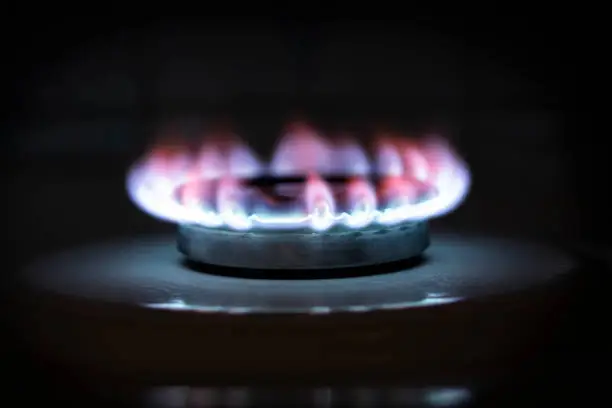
[178, 221, 429, 270]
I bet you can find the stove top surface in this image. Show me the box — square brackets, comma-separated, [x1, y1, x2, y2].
[22, 232, 575, 313]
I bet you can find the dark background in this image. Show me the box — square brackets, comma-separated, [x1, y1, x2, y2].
[2, 12, 605, 407]
[5, 16, 582, 247]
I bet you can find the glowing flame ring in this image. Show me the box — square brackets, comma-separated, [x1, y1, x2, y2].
[126, 153, 470, 231]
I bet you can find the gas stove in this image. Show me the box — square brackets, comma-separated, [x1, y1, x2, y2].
[17, 121, 578, 389]
[126, 122, 469, 270]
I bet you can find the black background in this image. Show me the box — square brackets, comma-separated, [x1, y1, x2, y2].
[2, 10, 606, 407]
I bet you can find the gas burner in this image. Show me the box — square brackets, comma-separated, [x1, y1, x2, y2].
[178, 220, 429, 270]
[127, 123, 470, 270]
[15, 124, 584, 388]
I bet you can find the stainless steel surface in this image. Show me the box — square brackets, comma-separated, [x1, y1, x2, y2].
[144, 386, 474, 407]
[22, 233, 574, 313]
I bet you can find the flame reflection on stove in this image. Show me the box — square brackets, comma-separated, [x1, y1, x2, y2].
[127, 123, 470, 231]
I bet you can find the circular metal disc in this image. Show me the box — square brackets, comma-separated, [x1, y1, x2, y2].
[16, 233, 579, 384]
[21, 233, 576, 314]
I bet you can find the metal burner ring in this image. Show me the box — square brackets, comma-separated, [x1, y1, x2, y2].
[178, 220, 429, 270]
